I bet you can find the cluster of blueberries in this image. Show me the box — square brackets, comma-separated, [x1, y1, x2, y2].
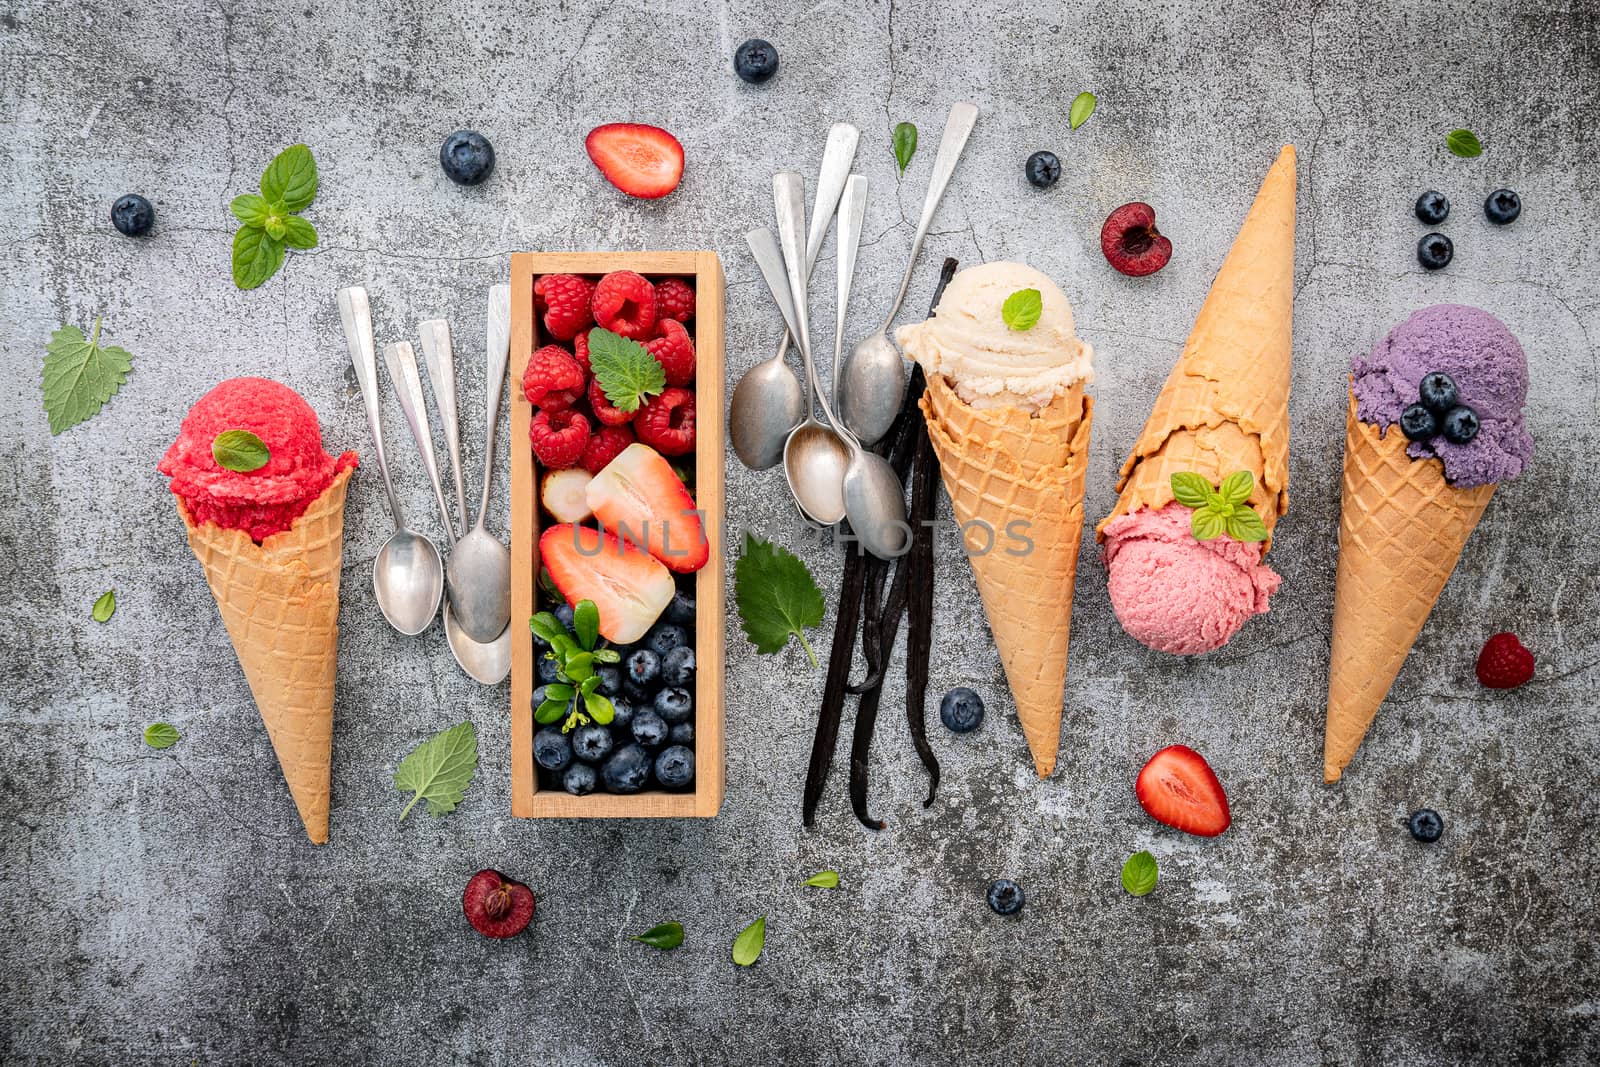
[1399, 371, 1479, 445]
[533, 592, 698, 795]
[1413, 187, 1520, 271]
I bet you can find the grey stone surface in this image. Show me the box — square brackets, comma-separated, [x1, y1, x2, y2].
[3, 0, 1598, 1062]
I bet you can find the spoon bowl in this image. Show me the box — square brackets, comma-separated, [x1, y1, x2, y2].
[730, 354, 804, 470]
[843, 457, 911, 559]
[444, 600, 511, 684]
[783, 421, 851, 524]
[448, 531, 511, 643]
[374, 531, 446, 635]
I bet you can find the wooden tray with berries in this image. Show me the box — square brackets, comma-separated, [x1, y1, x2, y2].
[509, 252, 725, 818]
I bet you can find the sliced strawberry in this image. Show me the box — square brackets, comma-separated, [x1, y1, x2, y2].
[1135, 745, 1231, 837]
[585, 123, 684, 199]
[540, 523, 674, 643]
[585, 443, 707, 574]
[540, 468, 593, 524]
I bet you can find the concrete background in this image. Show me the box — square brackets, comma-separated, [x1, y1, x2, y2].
[3, 0, 1598, 1063]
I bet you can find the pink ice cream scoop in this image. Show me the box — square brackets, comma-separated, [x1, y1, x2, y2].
[1102, 503, 1281, 655]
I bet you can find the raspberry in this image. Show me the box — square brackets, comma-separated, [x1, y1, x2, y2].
[580, 424, 636, 474]
[588, 376, 635, 426]
[572, 329, 591, 374]
[522, 345, 585, 411]
[533, 274, 595, 342]
[528, 408, 591, 469]
[591, 270, 657, 340]
[654, 277, 695, 323]
[635, 387, 695, 456]
[645, 319, 696, 386]
[1475, 632, 1535, 689]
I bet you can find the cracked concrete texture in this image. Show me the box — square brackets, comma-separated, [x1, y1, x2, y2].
[2, 0, 1599, 1063]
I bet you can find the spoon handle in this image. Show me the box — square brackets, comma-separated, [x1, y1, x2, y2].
[880, 101, 979, 330]
[476, 284, 512, 532]
[833, 175, 869, 392]
[774, 175, 852, 443]
[384, 340, 456, 543]
[337, 286, 405, 524]
[418, 318, 469, 536]
[765, 122, 861, 366]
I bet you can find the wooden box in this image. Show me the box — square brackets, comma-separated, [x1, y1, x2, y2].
[509, 252, 725, 818]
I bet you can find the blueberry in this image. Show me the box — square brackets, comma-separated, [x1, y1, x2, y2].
[632, 710, 668, 748]
[1408, 808, 1444, 842]
[1441, 405, 1479, 444]
[607, 696, 636, 736]
[1484, 188, 1520, 225]
[533, 727, 572, 772]
[111, 194, 154, 237]
[647, 623, 689, 658]
[661, 646, 696, 688]
[939, 687, 985, 733]
[537, 653, 561, 684]
[626, 649, 661, 688]
[554, 603, 576, 631]
[1417, 232, 1453, 271]
[1413, 190, 1449, 225]
[668, 721, 694, 745]
[1418, 371, 1458, 414]
[571, 724, 614, 764]
[654, 686, 693, 725]
[663, 591, 696, 627]
[1025, 151, 1060, 189]
[601, 744, 651, 793]
[986, 879, 1025, 916]
[563, 762, 598, 796]
[654, 745, 696, 788]
[623, 681, 653, 706]
[439, 129, 495, 186]
[595, 665, 623, 697]
[1399, 403, 1439, 442]
[733, 38, 779, 84]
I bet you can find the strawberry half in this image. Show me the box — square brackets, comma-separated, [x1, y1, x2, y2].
[586, 443, 708, 574]
[585, 123, 684, 199]
[540, 523, 674, 643]
[1135, 745, 1231, 837]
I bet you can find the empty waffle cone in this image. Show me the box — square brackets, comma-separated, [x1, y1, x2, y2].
[1323, 393, 1494, 783]
[1099, 145, 1296, 546]
[175, 467, 352, 844]
[920, 380, 1094, 778]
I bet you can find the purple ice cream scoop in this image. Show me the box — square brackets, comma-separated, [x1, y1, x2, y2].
[1351, 304, 1533, 488]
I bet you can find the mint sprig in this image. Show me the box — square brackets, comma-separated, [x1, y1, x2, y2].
[530, 599, 621, 731]
[1002, 288, 1042, 331]
[231, 144, 319, 289]
[588, 328, 666, 413]
[1170, 470, 1268, 543]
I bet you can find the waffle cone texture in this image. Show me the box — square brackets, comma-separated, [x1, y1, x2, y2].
[919, 372, 1094, 778]
[175, 467, 352, 844]
[1323, 393, 1494, 783]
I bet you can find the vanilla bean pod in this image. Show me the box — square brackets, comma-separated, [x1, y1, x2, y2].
[903, 363, 941, 806]
[803, 543, 868, 827]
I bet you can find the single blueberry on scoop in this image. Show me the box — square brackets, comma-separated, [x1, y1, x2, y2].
[1441, 406, 1480, 444]
[1418, 371, 1458, 413]
[1400, 404, 1439, 442]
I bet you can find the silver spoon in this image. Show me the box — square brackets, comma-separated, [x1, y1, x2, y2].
[729, 122, 860, 471]
[337, 286, 444, 636]
[839, 101, 979, 445]
[446, 284, 514, 643]
[418, 318, 468, 539]
[382, 340, 453, 544]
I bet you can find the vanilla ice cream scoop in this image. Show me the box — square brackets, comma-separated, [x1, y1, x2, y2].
[895, 261, 1093, 411]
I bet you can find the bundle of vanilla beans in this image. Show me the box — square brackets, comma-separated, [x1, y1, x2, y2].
[803, 258, 957, 830]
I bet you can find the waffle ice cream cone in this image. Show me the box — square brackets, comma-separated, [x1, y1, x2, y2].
[176, 467, 352, 844]
[1323, 393, 1494, 783]
[919, 374, 1094, 777]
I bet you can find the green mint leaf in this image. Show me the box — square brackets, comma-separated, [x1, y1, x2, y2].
[229, 194, 270, 226]
[892, 121, 917, 175]
[42, 319, 134, 435]
[803, 870, 840, 889]
[732, 915, 766, 966]
[1224, 507, 1269, 543]
[264, 216, 286, 241]
[588, 327, 666, 413]
[1191, 508, 1226, 541]
[1121, 850, 1158, 896]
[143, 723, 179, 749]
[211, 429, 271, 472]
[543, 683, 575, 702]
[574, 599, 599, 650]
[583, 691, 615, 725]
[530, 612, 565, 642]
[394, 721, 478, 821]
[563, 652, 595, 682]
[91, 589, 116, 623]
[1446, 128, 1483, 158]
[1069, 91, 1097, 130]
[633, 921, 684, 950]
[734, 532, 824, 666]
[535, 699, 567, 724]
[281, 216, 317, 250]
[1218, 469, 1254, 506]
[1170, 472, 1213, 510]
[232, 225, 285, 289]
[259, 144, 318, 211]
[1001, 288, 1043, 331]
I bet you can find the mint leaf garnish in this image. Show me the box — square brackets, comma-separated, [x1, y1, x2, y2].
[588, 327, 666, 413]
[734, 532, 824, 666]
[281, 216, 317, 250]
[229, 194, 270, 226]
[892, 121, 917, 175]
[1001, 288, 1042, 331]
[1170, 472, 1212, 509]
[803, 870, 839, 889]
[1172, 470, 1268, 543]
[231, 145, 318, 289]
[732, 915, 766, 966]
[1069, 91, 1097, 130]
[232, 224, 285, 289]
[92, 589, 116, 623]
[143, 723, 179, 750]
[1218, 469, 1253, 506]
[42, 318, 134, 435]
[211, 429, 270, 472]
[1121, 850, 1157, 896]
[633, 921, 685, 950]
[1225, 507, 1268, 543]
[260, 144, 319, 211]
[394, 721, 478, 821]
[1446, 129, 1483, 158]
